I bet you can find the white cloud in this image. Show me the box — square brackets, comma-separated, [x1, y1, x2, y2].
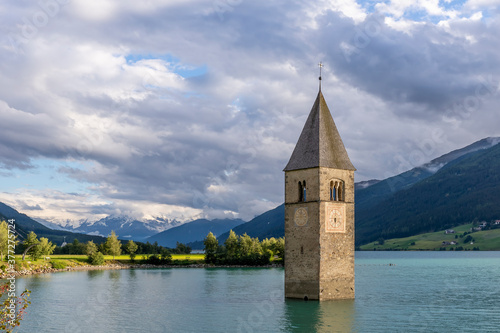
[375, 0, 459, 19]
[0, 0, 499, 226]
[70, 0, 118, 21]
[465, 0, 500, 10]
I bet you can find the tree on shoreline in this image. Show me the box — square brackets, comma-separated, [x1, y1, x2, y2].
[125, 240, 138, 261]
[203, 231, 284, 265]
[105, 231, 121, 260]
[204, 232, 218, 264]
[23, 232, 40, 261]
[0, 221, 9, 261]
[85, 241, 98, 257]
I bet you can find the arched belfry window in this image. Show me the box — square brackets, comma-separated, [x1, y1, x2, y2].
[329, 180, 344, 202]
[302, 181, 306, 202]
[298, 181, 303, 202]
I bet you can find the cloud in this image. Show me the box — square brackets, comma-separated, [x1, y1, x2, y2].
[0, 0, 499, 225]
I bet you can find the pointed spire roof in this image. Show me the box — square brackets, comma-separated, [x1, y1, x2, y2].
[284, 91, 356, 171]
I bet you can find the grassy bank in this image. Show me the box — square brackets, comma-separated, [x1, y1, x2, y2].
[0, 254, 206, 273]
[360, 223, 500, 251]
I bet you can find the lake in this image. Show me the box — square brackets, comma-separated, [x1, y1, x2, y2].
[13, 251, 500, 332]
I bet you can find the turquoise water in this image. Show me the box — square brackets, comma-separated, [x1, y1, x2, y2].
[14, 252, 500, 332]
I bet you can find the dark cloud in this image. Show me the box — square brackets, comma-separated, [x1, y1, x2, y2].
[319, 11, 500, 118]
[0, 1, 499, 224]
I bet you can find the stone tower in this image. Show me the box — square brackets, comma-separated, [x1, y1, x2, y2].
[284, 87, 356, 301]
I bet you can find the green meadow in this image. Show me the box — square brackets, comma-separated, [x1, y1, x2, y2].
[360, 223, 500, 251]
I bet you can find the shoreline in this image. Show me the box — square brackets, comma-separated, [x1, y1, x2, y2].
[1, 262, 284, 279]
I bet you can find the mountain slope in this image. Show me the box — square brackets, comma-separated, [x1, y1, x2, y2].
[355, 137, 500, 211]
[147, 218, 245, 248]
[217, 204, 285, 243]
[356, 142, 500, 245]
[0, 202, 106, 245]
[188, 204, 285, 249]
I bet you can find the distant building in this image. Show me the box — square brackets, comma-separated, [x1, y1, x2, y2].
[444, 229, 455, 234]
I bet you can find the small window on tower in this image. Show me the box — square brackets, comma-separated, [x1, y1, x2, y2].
[302, 181, 306, 202]
[330, 181, 335, 201]
[298, 181, 303, 202]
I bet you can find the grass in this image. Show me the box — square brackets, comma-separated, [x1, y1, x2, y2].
[1, 253, 206, 271]
[360, 223, 500, 251]
[6, 253, 206, 264]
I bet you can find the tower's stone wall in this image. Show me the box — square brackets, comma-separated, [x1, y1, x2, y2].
[318, 168, 354, 300]
[284, 168, 354, 300]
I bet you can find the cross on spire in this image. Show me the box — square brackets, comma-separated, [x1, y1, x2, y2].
[318, 62, 323, 91]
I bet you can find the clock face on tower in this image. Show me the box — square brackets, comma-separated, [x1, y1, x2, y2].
[325, 203, 346, 233]
[294, 207, 308, 226]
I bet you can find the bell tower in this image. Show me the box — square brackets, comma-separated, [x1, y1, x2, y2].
[284, 73, 355, 300]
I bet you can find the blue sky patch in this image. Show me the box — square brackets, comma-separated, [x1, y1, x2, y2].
[0, 159, 92, 194]
[125, 53, 207, 78]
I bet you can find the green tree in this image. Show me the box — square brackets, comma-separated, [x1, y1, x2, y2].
[70, 239, 85, 255]
[204, 232, 218, 264]
[125, 240, 138, 261]
[0, 221, 8, 261]
[160, 248, 172, 264]
[239, 233, 253, 263]
[38, 238, 55, 257]
[260, 238, 274, 255]
[89, 252, 105, 265]
[105, 231, 122, 259]
[23, 232, 40, 261]
[224, 230, 239, 264]
[174, 242, 191, 254]
[85, 241, 98, 257]
[274, 237, 285, 261]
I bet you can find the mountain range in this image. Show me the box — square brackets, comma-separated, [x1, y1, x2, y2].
[2, 137, 499, 249]
[47, 215, 183, 241]
[0, 202, 105, 245]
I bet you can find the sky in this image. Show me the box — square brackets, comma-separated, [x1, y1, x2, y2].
[0, 0, 499, 226]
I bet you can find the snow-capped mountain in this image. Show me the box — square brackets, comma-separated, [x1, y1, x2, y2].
[48, 215, 183, 241]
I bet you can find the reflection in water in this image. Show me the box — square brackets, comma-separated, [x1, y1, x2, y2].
[20, 273, 52, 291]
[87, 269, 105, 279]
[284, 299, 355, 333]
[203, 268, 219, 296]
[109, 270, 121, 281]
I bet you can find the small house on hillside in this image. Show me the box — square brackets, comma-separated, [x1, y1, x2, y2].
[444, 229, 455, 234]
